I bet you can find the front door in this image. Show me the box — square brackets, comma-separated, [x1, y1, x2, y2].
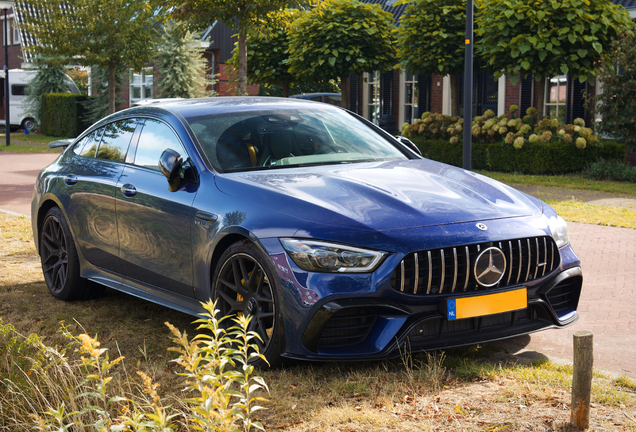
[116, 118, 198, 297]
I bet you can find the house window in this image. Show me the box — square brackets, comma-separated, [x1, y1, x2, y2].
[365, 71, 381, 125]
[12, 21, 19, 45]
[545, 75, 567, 123]
[2, 19, 9, 46]
[403, 72, 418, 124]
[129, 67, 153, 105]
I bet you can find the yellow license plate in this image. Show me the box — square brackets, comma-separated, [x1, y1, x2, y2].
[447, 288, 527, 320]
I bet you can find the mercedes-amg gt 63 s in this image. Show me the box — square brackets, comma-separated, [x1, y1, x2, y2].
[32, 97, 582, 366]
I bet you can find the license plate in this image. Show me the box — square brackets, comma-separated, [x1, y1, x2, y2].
[447, 288, 527, 320]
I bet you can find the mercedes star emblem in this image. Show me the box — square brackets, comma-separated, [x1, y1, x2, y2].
[474, 247, 507, 287]
[476, 223, 488, 231]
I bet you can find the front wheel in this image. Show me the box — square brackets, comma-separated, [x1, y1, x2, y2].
[213, 241, 281, 367]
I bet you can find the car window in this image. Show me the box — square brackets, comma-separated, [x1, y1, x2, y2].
[73, 128, 104, 157]
[11, 85, 27, 96]
[133, 118, 188, 171]
[95, 119, 136, 162]
[323, 95, 341, 106]
[186, 108, 407, 172]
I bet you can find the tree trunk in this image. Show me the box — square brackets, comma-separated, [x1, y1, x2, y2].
[450, 74, 459, 117]
[340, 74, 349, 109]
[237, 21, 247, 96]
[535, 75, 546, 117]
[282, 82, 289, 98]
[108, 65, 116, 114]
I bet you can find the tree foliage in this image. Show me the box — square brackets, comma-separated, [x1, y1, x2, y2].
[24, 58, 70, 125]
[155, 21, 215, 99]
[19, 0, 164, 114]
[287, 0, 396, 108]
[172, 0, 300, 96]
[82, 66, 125, 126]
[595, 26, 636, 152]
[230, 9, 298, 97]
[396, 0, 471, 116]
[476, 0, 631, 115]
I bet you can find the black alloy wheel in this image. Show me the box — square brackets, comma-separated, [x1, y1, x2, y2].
[214, 242, 280, 366]
[40, 207, 99, 301]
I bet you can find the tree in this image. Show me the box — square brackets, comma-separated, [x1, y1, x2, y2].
[230, 9, 298, 97]
[287, 0, 396, 108]
[172, 0, 300, 97]
[595, 26, 636, 151]
[476, 0, 631, 116]
[82, 65, 126, 125]
[19, 0, 163, 114]
[24, 58, 70, 127]
[155, 21, 215, 99]
[396, 0, 472, 116]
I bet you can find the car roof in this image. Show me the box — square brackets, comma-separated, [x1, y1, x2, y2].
[289, 93, 341, 98]
[121, 96, 343, 120]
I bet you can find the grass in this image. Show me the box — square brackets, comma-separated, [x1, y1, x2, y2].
[0, 132, 65, 153]
[2, 212, 636, 431]
[479, 170, 636, 197]
[547, 200, 636, 229]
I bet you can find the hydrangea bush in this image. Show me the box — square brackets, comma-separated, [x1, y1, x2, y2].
[401, 106, 599, 150]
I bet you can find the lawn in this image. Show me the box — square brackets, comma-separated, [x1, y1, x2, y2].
[0, 133, 65, 153]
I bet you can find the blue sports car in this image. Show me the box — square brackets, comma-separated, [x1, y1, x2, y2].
[32, 97, 582, 366]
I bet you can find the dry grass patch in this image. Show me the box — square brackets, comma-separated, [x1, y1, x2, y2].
[546, 200, 636, 229]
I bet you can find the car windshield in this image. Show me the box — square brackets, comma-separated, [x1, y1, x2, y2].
[185, 108, 408, 172]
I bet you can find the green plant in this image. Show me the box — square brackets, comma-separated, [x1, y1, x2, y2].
[23, 57, 71, 126]
[0, 301, 269, 431]
[40, 93, 90, 137]
[287, 0, 396, 108]
[583, 159, 636, 182]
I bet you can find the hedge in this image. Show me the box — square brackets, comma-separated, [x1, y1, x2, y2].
[411, 136, 626, 175]
[41, 93, 91, 137]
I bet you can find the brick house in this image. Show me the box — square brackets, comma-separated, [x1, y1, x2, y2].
[350, 0, 636, 135]
[10, 6, 256, 109]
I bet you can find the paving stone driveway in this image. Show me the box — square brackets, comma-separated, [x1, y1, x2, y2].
[505, 222, 636, 378]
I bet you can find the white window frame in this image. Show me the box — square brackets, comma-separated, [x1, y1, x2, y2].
[129, 67, 153, 106]
[2, 19, 9, 47]
[12, 20, 19, 45]
[398, 71, 419, 125]
[362, 71, 381, 125]
[545, 75, 567, 120]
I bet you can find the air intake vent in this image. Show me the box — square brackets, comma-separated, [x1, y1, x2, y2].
[318, 307, 376, 348]
[390, 236, 559, 296]
[546, 276, 582, 316]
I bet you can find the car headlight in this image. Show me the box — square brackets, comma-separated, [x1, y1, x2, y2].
[548, 216, 569, 248]
[280, 239, 387, 273]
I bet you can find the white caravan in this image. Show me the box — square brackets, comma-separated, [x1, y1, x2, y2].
[0, 69, 80, 130]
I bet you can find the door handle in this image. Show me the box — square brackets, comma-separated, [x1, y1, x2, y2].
[63, 174, 77, 186]
[120, 184, 137, 197]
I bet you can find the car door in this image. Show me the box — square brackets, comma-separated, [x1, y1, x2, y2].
[63, 119, 137, 273]
[116, 118, 198, 297]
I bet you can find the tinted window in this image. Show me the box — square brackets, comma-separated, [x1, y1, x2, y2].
[11, 85, 27, 96]
[96, 119, 136, 162]
[73, 128, 103, 157]
[133, 118, 187, 171]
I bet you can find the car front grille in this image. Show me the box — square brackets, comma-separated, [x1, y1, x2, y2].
[390, 236, 559, 296]
[317, 307, 377, 348]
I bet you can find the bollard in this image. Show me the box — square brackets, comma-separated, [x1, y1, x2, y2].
[571, 330, 593, 430]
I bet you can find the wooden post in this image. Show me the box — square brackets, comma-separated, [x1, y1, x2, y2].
[571, 330, 593, 430]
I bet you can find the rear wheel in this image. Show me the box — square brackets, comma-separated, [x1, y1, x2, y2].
[213, 241, 281, 367]
[21, 117, 36, 131]
[40, 207, 102, 300]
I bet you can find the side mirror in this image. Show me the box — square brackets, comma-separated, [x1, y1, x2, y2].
[159, 148, 183, 192]
[395, 136, 422, 156]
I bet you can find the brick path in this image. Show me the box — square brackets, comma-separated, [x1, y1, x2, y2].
[504, 222, 636, 378]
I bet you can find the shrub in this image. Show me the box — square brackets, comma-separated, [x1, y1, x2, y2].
[583, 159, 636, 182]
[40, 93, 90, 137]
[0, 301, 268, 432]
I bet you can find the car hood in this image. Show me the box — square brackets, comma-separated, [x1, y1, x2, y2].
[214, 159, 542, 232]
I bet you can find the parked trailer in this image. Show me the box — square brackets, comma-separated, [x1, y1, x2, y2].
[0, 69, 80, 130]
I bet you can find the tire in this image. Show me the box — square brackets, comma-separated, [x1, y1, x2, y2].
[21, 118, 36, 131]
[40, 207, 103, 301]
[213, 241, 282, 368]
